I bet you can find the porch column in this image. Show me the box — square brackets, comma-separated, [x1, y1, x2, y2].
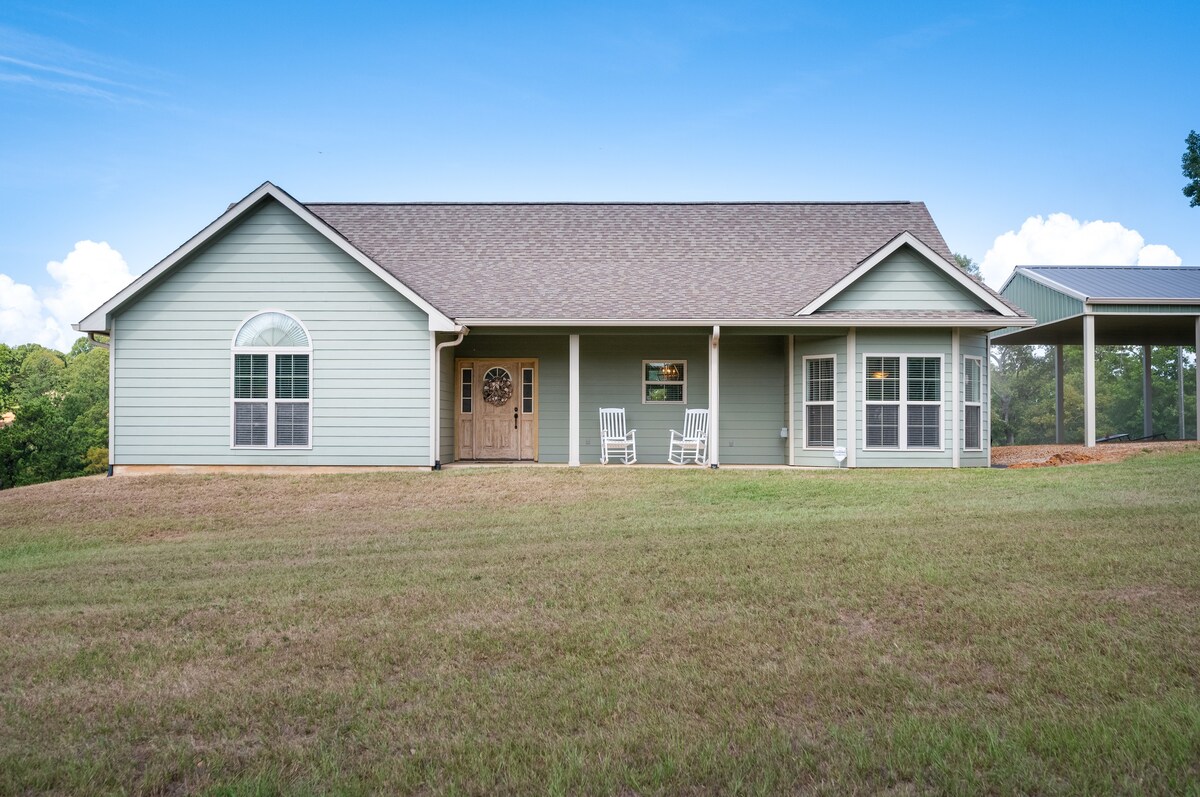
[787, 335, 795, 466]
[569, 334, 580, 466]
[1195, 317, 1200, 441]
[1179, 347, 1187, 440]
[708, 325, 720, 467]
[1084, 314, 1096, 447]
[1055, 344, 1065, 444]
[1142, 345, 1154, 438]
[846, 328, 856, 468]
[951, 328, 960, 468]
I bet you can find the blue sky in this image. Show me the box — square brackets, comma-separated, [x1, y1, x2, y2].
[2, 0, 1197, 348]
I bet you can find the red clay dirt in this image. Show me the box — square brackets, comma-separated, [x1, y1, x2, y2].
[991, 440, 1200, 468]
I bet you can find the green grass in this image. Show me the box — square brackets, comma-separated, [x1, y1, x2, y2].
[1, 453, 1198, 795]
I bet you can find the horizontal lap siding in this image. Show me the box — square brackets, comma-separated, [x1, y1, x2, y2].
[961, 332, 990, 467]
[581, 334, 709, 464]
[854, 329, 954, 468]
[719, 336, 787, 464]
[454, 335, 570, 463]
[793, 335, 849, 467]
[113, 199, 432, 466]
[824, 250, 988, 312]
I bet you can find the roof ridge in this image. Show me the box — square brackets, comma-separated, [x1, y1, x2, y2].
[304, 200, 920, 207]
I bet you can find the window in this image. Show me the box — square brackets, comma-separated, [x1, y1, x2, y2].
[964, 356, 982, 451]
[231, 311, 312, 448]
[864, 354, 942, 450]
[460, 367, 473, 414]
[643, 360, 686, 403]
[803, 356, 835, 448]
[522, 367, 534, 414]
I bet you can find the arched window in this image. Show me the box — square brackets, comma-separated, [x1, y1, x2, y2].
[231, 311, 312, 448]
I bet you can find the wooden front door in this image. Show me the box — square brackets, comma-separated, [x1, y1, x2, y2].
[455, 359, 538, 461]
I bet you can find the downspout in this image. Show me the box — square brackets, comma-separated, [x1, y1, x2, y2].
[432, 327, 469, 470]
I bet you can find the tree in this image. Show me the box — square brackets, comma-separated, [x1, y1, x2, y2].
[1184, 130, 1200, 207]
[953, 253, 982, 278]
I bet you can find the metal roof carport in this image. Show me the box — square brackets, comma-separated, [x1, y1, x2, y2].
[992, 266, 1200, 446]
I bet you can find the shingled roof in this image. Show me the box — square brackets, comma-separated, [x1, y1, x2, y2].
[305, 201, 988, 322]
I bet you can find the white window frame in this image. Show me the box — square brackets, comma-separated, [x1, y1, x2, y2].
[230, 310, 313, 450]
[802, 354, 836, 449]
[642, 360, 687, 404]
[862, 353, 944, 451]
[963, 355, 983, 452]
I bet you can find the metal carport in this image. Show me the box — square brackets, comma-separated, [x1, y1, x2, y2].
[992, 266, 1200, 446]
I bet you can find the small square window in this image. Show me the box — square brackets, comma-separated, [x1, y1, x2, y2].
[643, 361, 686, 403]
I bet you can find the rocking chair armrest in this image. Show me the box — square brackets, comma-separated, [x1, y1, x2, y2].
[669, 429, 684, 441]
[627, 429, 636, 440]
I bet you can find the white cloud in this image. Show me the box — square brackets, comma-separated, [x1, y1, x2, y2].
[0, 241, 134, 351]
[979, 213, 1182, 287]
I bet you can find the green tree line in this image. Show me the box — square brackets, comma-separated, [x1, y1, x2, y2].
[991, 344, 1197, 445]
[0, 338, 109, 489]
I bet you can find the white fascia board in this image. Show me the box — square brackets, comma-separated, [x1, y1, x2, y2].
[454, 316, 1031, 328]
[77, 181, 461, 334]
[1009, 267, 1090, 302]
[795, 231, 1018, 318]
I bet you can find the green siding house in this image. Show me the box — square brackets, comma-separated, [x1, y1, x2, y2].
[77, 182, 1032, 471]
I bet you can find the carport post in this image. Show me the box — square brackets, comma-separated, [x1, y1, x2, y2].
[1083, 314, 1096, 447]
[1180, 347, 1187, 440]
[1143, 346, 1153, 438]
[1055, 344, 1065, 444]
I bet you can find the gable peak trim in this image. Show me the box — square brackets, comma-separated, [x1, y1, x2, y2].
[77, 182, 460, 334]
[795, 231, 1017, 318]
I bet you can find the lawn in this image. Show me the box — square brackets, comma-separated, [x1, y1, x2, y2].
[1, 453, 1198, 795]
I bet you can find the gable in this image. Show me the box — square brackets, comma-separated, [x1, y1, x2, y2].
[78, 182, 457, 334]
[819, 246, 993, 313]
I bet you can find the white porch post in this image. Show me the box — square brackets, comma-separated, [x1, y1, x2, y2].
[1179, 347, 1187, 440]
[1055, 344, 1065, 444]
[787, 334, 795, 466]
[569, 334, 580, 466]
[1195, 317, 1200, 441]
[1084, 314, 1096, 447]
[708, 325, 720, 467]
[429, 333, 438, 468]
[951, 328, 960, 468]
[846, 328, 856, 468]
[1142, 345, 1154, 438]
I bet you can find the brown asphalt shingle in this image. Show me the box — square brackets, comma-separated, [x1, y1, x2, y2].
[304, 201, 1011, 321]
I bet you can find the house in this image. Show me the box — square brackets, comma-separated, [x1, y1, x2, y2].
[76, 182, 1033, 472]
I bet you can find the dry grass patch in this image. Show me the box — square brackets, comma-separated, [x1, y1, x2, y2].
[2, 453, 1199, 795]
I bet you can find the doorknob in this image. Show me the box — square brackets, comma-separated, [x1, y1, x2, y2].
[514, 409, 519, 429]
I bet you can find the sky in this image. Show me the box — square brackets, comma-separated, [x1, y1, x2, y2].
[1, 0, 1198, 349]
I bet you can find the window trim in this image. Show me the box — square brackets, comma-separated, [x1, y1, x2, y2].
[230, 310, 313, 450]
[802, 354, 837, 450]
[642, 359, 687, 404]
[862, 353, 945, 451]
[963, 355, 983, 452]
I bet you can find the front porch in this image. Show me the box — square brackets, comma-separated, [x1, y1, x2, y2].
[434, 325, 990, 469]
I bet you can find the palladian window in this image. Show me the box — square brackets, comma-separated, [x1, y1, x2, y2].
[231, 311, 312, 448]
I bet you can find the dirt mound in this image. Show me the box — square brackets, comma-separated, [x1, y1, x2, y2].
[993, 440, 1200, 468]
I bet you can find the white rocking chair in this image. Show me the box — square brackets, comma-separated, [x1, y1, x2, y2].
[599, 408, 637, 464]
[668, 408, 709, 465]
